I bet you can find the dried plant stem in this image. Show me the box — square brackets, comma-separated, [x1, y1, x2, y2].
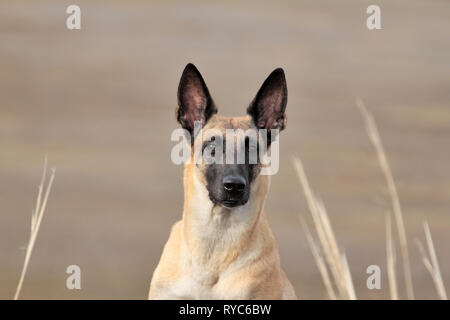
[341, 253, 356, 300]
[293, 158, 344, 296]
[14, 157, 56, 300]
[294, 157, 356, 300]
[299, 216, 337, 299]
[357, 98, 414, 300]
[415, 222, 447, 300]
[386, 212, 399, 300]
[293, 100, 446, 300]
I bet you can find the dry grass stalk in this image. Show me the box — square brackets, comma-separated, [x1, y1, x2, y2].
[315, 199, 351, 298]
[14, 156, 56, 300]
[299, 216, 337, 299]
[294, 157, 356, 300]
[386, 212, 399, 300]
[293, 100, 446, 300]
[357, 98, 414, 300]
[341, 252, 356, 300]
[415, 222, 447, 300]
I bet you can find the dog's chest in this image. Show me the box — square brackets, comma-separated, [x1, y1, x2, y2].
[168, 274, 220, 299]
[166, 274, 252, 300]
[162, 259, 252, 300]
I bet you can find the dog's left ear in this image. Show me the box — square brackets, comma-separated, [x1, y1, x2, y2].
[247, 68, 287, 132]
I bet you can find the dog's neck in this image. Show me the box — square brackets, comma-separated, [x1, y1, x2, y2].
[181, 163, 270, 278]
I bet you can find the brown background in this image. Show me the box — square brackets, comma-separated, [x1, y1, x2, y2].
[1, 0, 449, 299]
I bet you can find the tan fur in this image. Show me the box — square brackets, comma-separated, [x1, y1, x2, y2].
[148, 115, 297, 299]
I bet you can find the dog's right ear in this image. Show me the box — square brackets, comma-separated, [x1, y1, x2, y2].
[176, 63, 217, 136]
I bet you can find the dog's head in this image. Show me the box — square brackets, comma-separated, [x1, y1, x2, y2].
[176, 63, 287, 209]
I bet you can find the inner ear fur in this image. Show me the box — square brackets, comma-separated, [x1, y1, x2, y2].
[247, 68, 287, 131]
[176, 63, 217, 137]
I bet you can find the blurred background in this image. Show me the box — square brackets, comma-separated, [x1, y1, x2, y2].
[1, 0, 449, 299]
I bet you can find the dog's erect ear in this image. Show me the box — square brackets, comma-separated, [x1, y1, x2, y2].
[176, 63, 217, 135]
[247, 68, 287, 132]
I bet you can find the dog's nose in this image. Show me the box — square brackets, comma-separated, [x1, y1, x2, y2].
[223, 175, 246, 193]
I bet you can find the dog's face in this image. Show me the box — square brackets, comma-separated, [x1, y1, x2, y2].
[176, 63, 287, 208]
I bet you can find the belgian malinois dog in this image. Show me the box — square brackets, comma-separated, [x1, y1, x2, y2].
[149, 63, 297, 299]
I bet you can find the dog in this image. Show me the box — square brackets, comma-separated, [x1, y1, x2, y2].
[148, 63, 297, 299]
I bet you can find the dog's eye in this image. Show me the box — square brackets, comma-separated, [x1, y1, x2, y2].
[203, 143, 216, 157]
[208, 144, 216, 156]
